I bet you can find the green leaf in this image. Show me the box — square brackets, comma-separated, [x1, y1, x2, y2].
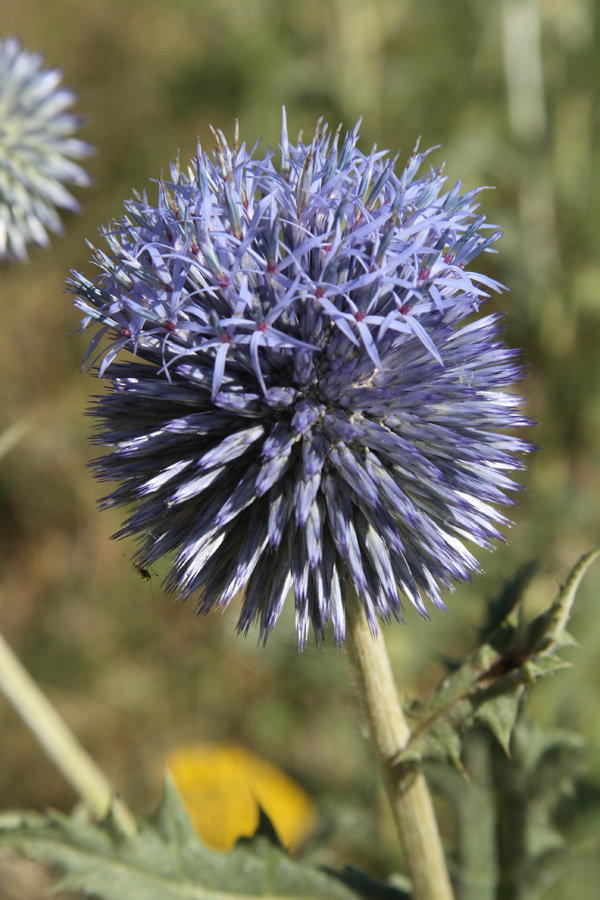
[426, 732, 499, 900]
[524, 546, 600, 654]
[0, 776, 405, 900]
[490, 718, 588, 900]
[428, 720, 591, 900]
[396, 548, 600, 767]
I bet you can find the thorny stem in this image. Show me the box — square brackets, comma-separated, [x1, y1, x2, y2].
[345, 589, 455, 900]
[0, 628, 136, 836]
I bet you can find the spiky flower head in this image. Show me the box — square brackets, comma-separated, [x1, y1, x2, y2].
[70, 113, 532, 647]
[0, 36, 91, 262]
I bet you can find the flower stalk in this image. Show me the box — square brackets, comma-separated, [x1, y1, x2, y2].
[0, 628, 136, 836]
[345, 589, 454, 900]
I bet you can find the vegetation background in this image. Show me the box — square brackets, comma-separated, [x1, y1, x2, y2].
[0, 1, 599, 897]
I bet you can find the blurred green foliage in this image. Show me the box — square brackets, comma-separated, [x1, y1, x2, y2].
[0, 1, 598, 897]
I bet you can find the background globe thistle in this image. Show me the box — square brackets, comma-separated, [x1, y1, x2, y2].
[0, 36, 91, 263]
[70, 113, 532, 648]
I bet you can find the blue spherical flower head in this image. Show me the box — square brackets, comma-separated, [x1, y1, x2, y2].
[70, 113, 533, 648]
[0, 36, 92, 263]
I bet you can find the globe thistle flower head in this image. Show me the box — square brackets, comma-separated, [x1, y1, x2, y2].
[0, 36, 92, 263]
[70, 112, 533, 648]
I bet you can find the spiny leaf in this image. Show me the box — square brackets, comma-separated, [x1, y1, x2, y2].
[0, 776, 404, 900]
[425, 733, 499, 900]
[490, 718, 588, 900]
[524, 546, 600, 654]
[427, 720, 590, 900]
[396, 548, 599, 766]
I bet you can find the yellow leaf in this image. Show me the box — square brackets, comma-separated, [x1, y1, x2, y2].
[164, 743, 317, 852]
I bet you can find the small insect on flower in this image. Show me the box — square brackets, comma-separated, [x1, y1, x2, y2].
[0, 36, 92, 262]
[125, 552, 156, 582]
[132, 562, 154, 582]
[70, 111, 534, 648]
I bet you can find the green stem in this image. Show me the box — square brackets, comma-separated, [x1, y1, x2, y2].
[0, 628, 136, 836]
[345, 591, 455, 900]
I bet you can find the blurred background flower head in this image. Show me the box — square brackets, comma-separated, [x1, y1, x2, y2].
[71, 115, 532, 647]
[0, 35, 92, 263]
